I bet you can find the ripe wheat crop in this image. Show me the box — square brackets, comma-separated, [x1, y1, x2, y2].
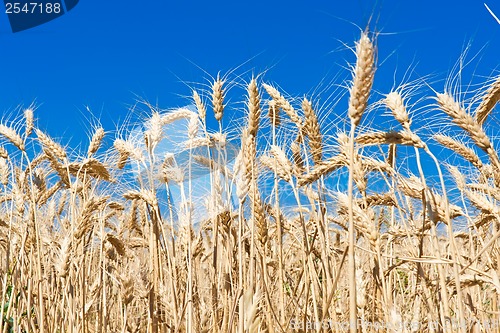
[1, 32, 500, 333]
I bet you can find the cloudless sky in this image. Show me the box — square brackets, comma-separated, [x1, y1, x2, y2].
[0, 0, 499, 146]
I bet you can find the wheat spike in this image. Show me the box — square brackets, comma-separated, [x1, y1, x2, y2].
[87, 127, 105, 157]
[193, 89, 206, 123]
[397, 175, 424, 199]
[476, 75, 500, 125]
[0, 158, 8, 185]
[262, 83, 302, 126]
[384, 91, 410, 128]
[145, 112, 163, 149]
[24, 108, 34, 137]
[106, 233, 127, 257]
[114, 138, 143, 168]
[434, 134, 482, 169]
[437, 93, 492, 151]
[260, 152, 291, 183]
[212, 75, 225, 122]
[36, 129, 66, 160]
[298, 154, 346, 186]
[268, 100, 281, 127]
[348, 32, 375, 126]
[291, 139, 304, 174]
[302, 98, 323, 164]
[247, 78, 261, 137]
[56, 235, 72, 277]
[160, 108, 196, 125]
[437, 92, 500, 170]
[0, 124, 25, 151]
[123, 189, 158, 207]
[355, 130, 425, 148]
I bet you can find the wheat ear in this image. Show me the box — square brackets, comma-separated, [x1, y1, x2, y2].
[348, 32, 375, 126]
[476, 75, 500, 125]
[437, 92, 500, 170]
[35, 129, 66, 160]
[0, 124, 25, 151]
[87, 127, 105, 157]
[384, 91, 410, 128]
[193, 90, 206, 123]
[434, 134, 482, 169]
[302, 98, 323, 164]
[247, 78, 261, 137]
[356, 130, 424, 148]
[268, 100, 281, 127]
[262, 84, 302, 126]
[24, 108, 34, 137]
[212, 74, 225, 122]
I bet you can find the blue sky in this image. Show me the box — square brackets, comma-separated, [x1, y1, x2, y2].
[0, 0, 499, 145]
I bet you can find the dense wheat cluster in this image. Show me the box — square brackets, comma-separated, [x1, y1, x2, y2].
[2, 32, 500, 333]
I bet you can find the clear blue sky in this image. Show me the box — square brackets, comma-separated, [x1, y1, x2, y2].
[0, 0, 499, 145]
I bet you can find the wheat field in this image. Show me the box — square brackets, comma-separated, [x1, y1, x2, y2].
[1, 32, 500, 333]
